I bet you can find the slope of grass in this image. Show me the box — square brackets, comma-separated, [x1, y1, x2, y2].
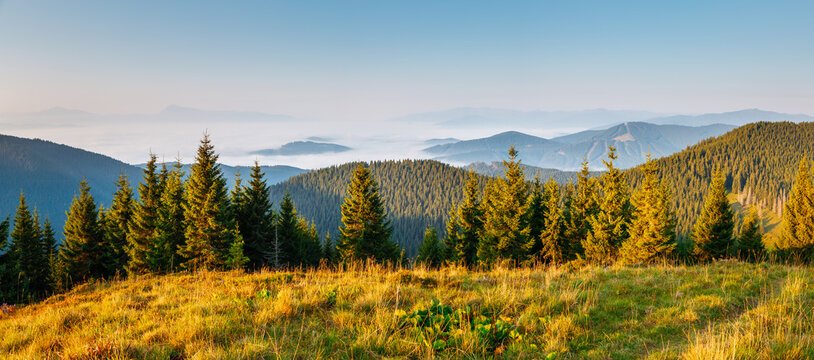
[1, 262, 812, 359]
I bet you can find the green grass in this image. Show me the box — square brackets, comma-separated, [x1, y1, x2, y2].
[1, 261, 812, 359]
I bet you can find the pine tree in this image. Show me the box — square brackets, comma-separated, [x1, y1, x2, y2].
[127, 155, 163, 275]
[179, 134, 242, 270]
[226, 232, 249, 270]
[277, 192, 301, 267]
[234, 162, 276, 269]
[620, 155, 676, 265]
[337, 164, 398, 263]
[738, 208, 764, 261]
[560, 181, 577, 260]
[156, 161, 186, 271]
[584, 147, 632, 264]
[322, 232, 336, 265]
[442, 205, 461, 263]
[40, 219, 58, 293]
[526, 175, 547, 256]
[0, 217, 11, 300]
[692, 169, 735, 262]
[481, 147, 531, 265]
[779, 159, 813, 249]
[11, 194, 49, 300]
[538, 179, 564, 264]
[455, 171, 483, 266]
[566, 160, 599, 257]
[477, 180, 500, 266]
[104, 173, 134, 275]
[60, 179, 106, 285]
[416, 227, 444, 267]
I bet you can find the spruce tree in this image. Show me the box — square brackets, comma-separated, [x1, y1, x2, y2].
[538, 179, 564, 264]
[277, 192, 301, 266]
[692, 169, 735, 262]
[234, 162, 276, 269]
[322, 232, 336, 265]
[560, 181, 577, 260]
[127, 155, 163, 275]
[566, 160, 599, 257]
[455, 171, 484, 266]
[40, 219, 58, 293]
[0, 217, 11, 300]
[738, 208, 764, 261]
[11, 194, 49, 300]
[477, 180, 500, 266]
[584, 147, 632, 264]
[526, 175, 547, 256]
[442, 205, 461, 264]
[416, 227, 444, 267]
[179, 134, 242, 270]
[104, 173, 134, 275]
[60, 179, 106, 284]
[337, 164, 398, 263]
[779, 159, 813, 249]
[620, 155, 676, 265]
[481, 147, 531, 265]
[156, 161, 187, 271]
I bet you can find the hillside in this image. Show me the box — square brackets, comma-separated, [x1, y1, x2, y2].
[627, 121, 814, 241]
[649, 109, 814, 127]
[466, 161, 595, 183]
[270, 160, 488, 256]
[1, 262, 811, 359]
[134, 163, 307, 186]
[426, 122, 735, 170]
[0, 134, 143, 227]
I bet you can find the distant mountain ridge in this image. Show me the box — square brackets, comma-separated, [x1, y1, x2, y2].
[426, 122, 736, 170]
[251, 141, 351, 156]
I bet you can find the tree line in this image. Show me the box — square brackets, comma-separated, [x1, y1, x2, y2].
[417, 146, 770, 267]
[0, 135, 397, 302]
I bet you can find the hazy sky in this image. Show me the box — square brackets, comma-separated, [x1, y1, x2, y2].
[1, 0, 813, 121]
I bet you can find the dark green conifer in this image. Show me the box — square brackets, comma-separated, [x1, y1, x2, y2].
[442, 205, 461, 263]
[127, 155, 163, 275]
[692, 169, 735, 261]
[0, 217, 11, 300]
[737, 208, 764, 261]
[538, 179, 564, 264]
[104, 173, 134, 275]
[11, 194, 49, 300]
[455, 171, 484, 266]
[416, 227, 444, 267]
[566, 160, 599, 257]
[156, 161, 187, 271]
[277, 192, 301, 266]
[481, 147, 531, 265]
[60, 180, 106, 284]
[322, 232, 336, 265]
[477, 180, 499, 266]
[585, 147, 632, 264]
[337, 164, 398, 263]
[526, 175, 547, 256]
[179, 134, 242, 270]
[234, 162, 276, 269]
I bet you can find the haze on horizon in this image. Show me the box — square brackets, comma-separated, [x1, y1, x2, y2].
[0, 1, 812, 167]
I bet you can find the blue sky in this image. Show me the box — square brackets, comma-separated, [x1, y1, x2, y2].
[1, 0, 812, 121]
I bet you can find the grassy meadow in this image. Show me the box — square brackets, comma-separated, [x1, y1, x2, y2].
[1, 261, 813, 359]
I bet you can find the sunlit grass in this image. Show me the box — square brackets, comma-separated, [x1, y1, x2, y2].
[0, 261, 811, 359]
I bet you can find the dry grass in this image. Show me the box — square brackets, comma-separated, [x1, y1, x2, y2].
[0, 261, 811, 359]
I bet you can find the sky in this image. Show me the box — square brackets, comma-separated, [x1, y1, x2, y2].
[1, 0, 813, 122]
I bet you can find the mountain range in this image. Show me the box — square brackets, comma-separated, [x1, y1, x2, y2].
[251, 141, 351, 156]
[426, 122, 737, 170]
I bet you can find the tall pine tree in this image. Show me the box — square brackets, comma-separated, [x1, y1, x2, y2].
[179, 134, 243, 270]
[127, 155, 163, 275]
[454, 171, 483, 266]
[692, 169, 735, 262]
[620, 155, 676, 265]
[337, 164, 398, 263]
[277, 192, 302, 267]
[156, 161, 187, 271]
[565, 160, 599, 258]
[779, 159, 814, 250]
[104, 173, 134, 275]
[234, 162, 276, 269]
[584, 147, 632, 264]
[416, 226, 444, 267]
[738, 208, 764, 261]
[11, 194, 49, 300]
[538, 179, 565, 264]
[60, 180, 106, 284]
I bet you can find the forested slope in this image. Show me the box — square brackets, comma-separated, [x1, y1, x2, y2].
[628, 121, 814, 238]
[270, 160, 487, 255]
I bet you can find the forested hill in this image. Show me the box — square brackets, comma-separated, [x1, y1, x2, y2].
[628, 121, 814, 238]
[0, 134, 143, 227]
[269, 160, 488, 256]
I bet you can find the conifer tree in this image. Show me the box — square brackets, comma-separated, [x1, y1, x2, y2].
[692, 169, 735, 261]
[779, 159, 813, 249]
[455, 171, 484, 266]
[298, 220, 323, 266]
[156, 161, 186, 271]
[477, 180, 500, 266]
[526, 175, 547, 256]
[560, 181, 577, 259]
[620, 156, 676, 265]
[11, 194, 49, 300]
[60, 179, 106, 284]
[40, 219, 58, 292]
[538, 179, 564, 264]
[277, 192, 301, 266]
[104, 173, 134, 275]
[179, 134, 242, 270]
[337, 164, 398, 263]
[738, 208, 764, 261]
[0, 217, 11, 300]
[226, 233, 249, 270]
[234, 162, 276, 269]
[566, 160, 599, 257]
[127, 155, 163, 275]
[416, 227, 444, 267]
[442, 205, 461, 263]
[585, 147, 632, 264]
[322, 232, 336, 265]
[481, 147, 531, 265]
